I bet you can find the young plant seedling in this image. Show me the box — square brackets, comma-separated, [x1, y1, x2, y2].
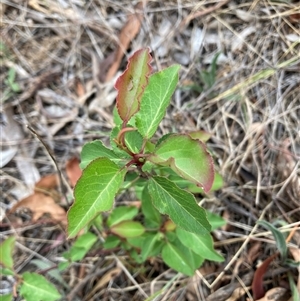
[67, 48, 225, 275]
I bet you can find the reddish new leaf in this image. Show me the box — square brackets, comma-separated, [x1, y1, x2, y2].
[252, 253, 278, 300]
[115, 48, 152, 123]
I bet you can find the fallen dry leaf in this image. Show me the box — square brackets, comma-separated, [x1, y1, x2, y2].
[85, 267, 121, 300]
[35, 174, 59, 190]
[75, 78, 86, 97]
[254, 287, 287, 301]
[105, 1, 146, 82]
[66, 157, 82, 187]
[10, 192, 67, 225]
[226, 287, 247, 301]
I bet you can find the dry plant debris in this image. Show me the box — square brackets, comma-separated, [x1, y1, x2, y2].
[1, 0, 299, 300]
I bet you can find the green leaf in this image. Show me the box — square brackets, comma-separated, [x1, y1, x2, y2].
[145, 140, 155, 153]
[129, 249, 143, 264]
[122, 128, 144, 154]
[141, 186, 162, 227]
[110, 125, 132, 158]
[1, 294, 13, 301]
[111, 221, 145, 238]
[123, 172, 146, 191]
[206, 211, 226, 231]
[149, 134, 214, 192]
[185, 173, 223, 193]
[162, 239, 203, 276]
[176, 228, 224, 262]
[141, 160, 156, 173]
[127, 234, 163, 263]
[140, 233, 163, 261]
[7, 68, 16, 84]
[210, 172, 223, 191]
[60, 233, 97, 270]
[90, 214, 103, 231]
[80, 140, 122, 169]
[115, 48, 152, 123]
[0, 236, 15, 270]
[148, 176, 211, 234]
[20, 272, 61, 301]
[120, 241, 132, 251]
[199, 52, 220, 90]
[107, 206, 139, 227]
[68, 232, 97, 261]
[110, 125, 144, 156]
[127, 236, 145, 248]
[136, 65, 180, 138]
[288, 272, 300, 301]
[67, 158, 127, 238]
[165, 231, 177, 242]
[257, 220, 287, 261]
[31, 260, 69, 289]
[103, 236, 120, 249]
[58, 261, 69, 271]
[285, 259, 300, 268]
[113, 106, 122, 126]
[11, 82, 21, 92]
[188, 130, 212, 142]
[1, 268, 15, 276]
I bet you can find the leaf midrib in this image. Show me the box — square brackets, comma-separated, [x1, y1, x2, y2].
[70, 170, 123, 237]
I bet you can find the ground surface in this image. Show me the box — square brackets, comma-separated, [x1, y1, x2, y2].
[1, 1, 300, 301]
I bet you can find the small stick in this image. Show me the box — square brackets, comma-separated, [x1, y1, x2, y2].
[26, 125, 71, 205]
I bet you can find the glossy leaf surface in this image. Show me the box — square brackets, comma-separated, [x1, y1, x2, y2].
[111, 220, 145, 238]
[66, 232, 97, 262]
[107, 206, 139, 227]
[80, 140, 121, 169]
[148, 176, 211, 234]
[115, 48, 152, 123]
[141, 186, 161, 227]
[149, 134, 214, 192]
[67, 158, 126, 238]
[140, 233, 163, 261]
[136, 65, 180, 138]
[103, 236, 121, 249]
[20, 272, 61, 301]
[1, 294, 12, 301]
[206, 211, 226, 231]
[0, 236, 15, 270]
[188, 130, 212, 142]
[162, 239, 203, 276]
[176, 228, 224, 262]
[258, 220, 287, 261]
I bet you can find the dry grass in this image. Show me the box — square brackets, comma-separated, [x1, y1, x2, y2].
[1, 0, 300, 300]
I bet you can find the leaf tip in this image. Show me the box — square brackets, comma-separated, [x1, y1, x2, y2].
[114, 48, 153, 123]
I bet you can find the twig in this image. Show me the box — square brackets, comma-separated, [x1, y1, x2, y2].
[26, 125, 71, 205]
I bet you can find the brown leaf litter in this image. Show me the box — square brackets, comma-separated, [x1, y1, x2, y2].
[1, 0, 299, 300]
